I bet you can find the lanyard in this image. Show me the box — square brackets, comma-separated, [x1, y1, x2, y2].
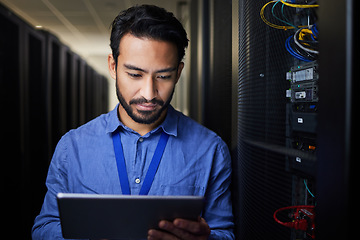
[112, 131, 169, 195]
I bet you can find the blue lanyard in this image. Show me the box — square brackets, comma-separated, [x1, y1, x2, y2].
[112, 131, 169, 195]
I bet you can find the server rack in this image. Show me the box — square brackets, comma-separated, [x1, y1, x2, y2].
[189, 0, 233, 147]
[65, 49, 79, 130]
[76, 56, 87, 125]
[0, 3, 109, 239]
[234, 0, 358, 239]
[0, 6, 27, 239]
[45, 32, 67, 153]
[236, 0, 318, 239]
[22, 23, 50, 239]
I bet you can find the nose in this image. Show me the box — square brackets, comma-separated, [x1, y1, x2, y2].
[140, 76, 158, 101]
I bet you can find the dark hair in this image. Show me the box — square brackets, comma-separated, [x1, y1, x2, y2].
[110, 5, 189, 65]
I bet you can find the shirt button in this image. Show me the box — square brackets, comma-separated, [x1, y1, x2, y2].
[138, 137, 144, 143]
[135, 178, 141, 184]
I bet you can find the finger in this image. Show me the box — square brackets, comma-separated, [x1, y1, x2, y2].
[158, 220, 209, 240]
[173, 218, 211, 235]
[158, 220, 196, 240]
[148, 228, 180, 240]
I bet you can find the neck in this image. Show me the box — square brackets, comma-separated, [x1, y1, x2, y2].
[117, 105, 168, 136]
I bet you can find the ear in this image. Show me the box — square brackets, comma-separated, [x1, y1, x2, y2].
[175, 62, 185, 84]
[108, 54, 117, 80]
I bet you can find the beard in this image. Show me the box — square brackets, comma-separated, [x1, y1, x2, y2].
[116, 81, 175, 125]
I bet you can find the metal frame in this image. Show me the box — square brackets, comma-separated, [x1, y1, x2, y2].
[316, 0, 358, 238]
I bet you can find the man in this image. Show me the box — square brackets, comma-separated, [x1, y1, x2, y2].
[32, 5, 234, 240]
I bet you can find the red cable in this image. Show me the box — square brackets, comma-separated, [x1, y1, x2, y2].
[274, 205, 315, 238]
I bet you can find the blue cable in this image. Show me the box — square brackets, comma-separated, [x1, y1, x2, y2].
[311, 23, 319, 38]
[304, 179, 315, 198]
[281, 3, 296, 29]
[285, 36, 311, 62]
[271, 1, 298, 29]
[285, 35, 311, 62]
[311, 34, 316, 41]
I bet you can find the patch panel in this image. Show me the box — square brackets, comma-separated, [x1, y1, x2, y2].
[286, 61, 319, 84]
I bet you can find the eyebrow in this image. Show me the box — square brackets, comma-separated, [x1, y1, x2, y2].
[124, 64, 177, 73]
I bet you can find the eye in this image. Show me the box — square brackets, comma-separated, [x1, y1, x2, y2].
[157, 75, 172, 80]
[127, 72, 142, 79]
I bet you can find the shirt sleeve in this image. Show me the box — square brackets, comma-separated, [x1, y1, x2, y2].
[204, 138, 235, 240]
[31, 135, 71, 240]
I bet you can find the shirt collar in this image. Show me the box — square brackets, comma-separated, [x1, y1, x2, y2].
[160, 105, 178, 137]
[105, 104, 178, 137]
[105, 104, 122, 134]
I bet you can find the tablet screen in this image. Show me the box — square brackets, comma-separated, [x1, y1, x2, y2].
[57, 193, 204, 239]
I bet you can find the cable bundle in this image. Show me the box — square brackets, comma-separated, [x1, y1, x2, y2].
[260, 0, 319, 62]
[260, 0, 318, 30]
[274, 205, 315, 238]
[285, 24, 319, 62]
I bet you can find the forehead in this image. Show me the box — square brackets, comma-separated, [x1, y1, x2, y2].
[118, 33, 178, 68]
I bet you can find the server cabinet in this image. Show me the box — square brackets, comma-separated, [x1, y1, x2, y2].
[204, 0, 233, 147]
[188, 0, 233, 147]
[101, 75, 109, 114]
[1, 4, 109, 239]
[235, 0, 318, 239]
[0, 4, 50, 238]
[0, 5, 22, 170]
[92, 72, 102, 117]
[0, 5, 25, 238]
[82, 64, 109, 121]
[85, 63, 94, 121]
[45, 33, 67, 152]
[94, 74, 109, 117]
[76, 56, 87, 125]
[65, 50, 79, 129]
[234, 0, 358, 239]
[22, 24, 49, 239]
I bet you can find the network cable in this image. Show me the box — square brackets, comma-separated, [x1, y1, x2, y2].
[280, 0, 319, 8]
[260, 0, 319, 31]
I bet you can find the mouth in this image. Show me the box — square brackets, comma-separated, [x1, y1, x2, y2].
[130, 98, 164, 112]
[135, 103, 158, 112]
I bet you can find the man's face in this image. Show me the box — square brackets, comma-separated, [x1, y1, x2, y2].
[109, 33, 183, 125]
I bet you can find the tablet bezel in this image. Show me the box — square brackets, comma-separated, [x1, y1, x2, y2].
[57, 193, 204, 239]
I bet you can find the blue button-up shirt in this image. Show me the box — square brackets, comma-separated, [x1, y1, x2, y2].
[32, 105, 234, 239]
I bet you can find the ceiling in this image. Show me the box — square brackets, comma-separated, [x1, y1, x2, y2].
[0, 0, 188, 75]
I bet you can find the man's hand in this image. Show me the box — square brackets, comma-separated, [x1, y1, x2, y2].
[147, 217, 211, 240]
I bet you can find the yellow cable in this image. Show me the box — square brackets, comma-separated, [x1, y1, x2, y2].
[260, 1, 313, 30]
[299, 28, 313, 40]
[260, 1, 295, 30]
[280, 0, 319, 8]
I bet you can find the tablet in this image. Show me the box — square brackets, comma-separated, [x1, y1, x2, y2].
[57, 193, 204, 239]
